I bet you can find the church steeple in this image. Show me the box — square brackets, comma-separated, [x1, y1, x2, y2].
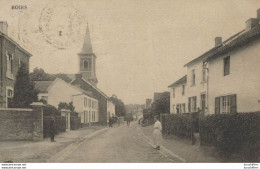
[78, 23, 98, 86]
[80, 23, 93, 54]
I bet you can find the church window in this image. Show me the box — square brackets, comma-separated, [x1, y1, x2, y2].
[83, 60, 89, 70]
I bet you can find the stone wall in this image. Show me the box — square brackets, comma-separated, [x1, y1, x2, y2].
[0, 105, 43, 141]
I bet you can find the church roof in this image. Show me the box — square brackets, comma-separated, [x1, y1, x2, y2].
[79, 23, 93, 55]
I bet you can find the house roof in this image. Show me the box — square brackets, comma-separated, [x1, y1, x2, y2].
[185, 23, 260, 67]
[34, 78, 96, 99]
[0, 32, 32, 57]
[206, 25, 260, 61]
[71, 77, 110, 99]
[168, 75, 187, 88]
[34, 81, 53, 93]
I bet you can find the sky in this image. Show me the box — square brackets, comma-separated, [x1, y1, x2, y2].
[0, 0, 259, 104]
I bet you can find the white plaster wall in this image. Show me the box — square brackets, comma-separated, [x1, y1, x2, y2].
[208, 39, 260, 114]
[48, 80, 82, 108]
[169, 84, 187, 114]
[186, 62, 208, 112]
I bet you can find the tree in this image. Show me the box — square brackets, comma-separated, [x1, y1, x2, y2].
[151, 92, 170, 117]
[109, 95, 126, 117]
[10, 63, 38, 108]
[58, 102, 75, 112]
[30, 67, 72, 83]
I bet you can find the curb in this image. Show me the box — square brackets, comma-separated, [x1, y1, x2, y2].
[137, 126, 188, 163]
[47, 127, 109, 162]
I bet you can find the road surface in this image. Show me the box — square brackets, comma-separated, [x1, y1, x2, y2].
[60, 123, 173, 162]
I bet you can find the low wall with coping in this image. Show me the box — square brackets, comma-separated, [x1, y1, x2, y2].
[0, 104, 43, 141]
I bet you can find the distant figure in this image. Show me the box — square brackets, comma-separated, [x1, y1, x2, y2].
[108, 117, 113, 127]
[152, 115, 162, 150]
[126, 118, 131, 127]
[117, 116, 120, 127]
[49, 114, 56, 142]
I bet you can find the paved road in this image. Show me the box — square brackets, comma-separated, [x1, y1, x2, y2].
[61, 123, 172, 162]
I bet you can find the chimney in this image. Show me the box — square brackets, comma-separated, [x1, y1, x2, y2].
[75, 74, 82, 79]
[215, 37, 222, 47]
[0, 21, 8, 35]
[246, 18, 258, 31]
[257, 8, 260, 21]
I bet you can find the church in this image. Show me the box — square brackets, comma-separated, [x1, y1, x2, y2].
[70, 24, 115, 125]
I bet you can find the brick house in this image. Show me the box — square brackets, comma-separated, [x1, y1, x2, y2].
[0, 21, 32, 108]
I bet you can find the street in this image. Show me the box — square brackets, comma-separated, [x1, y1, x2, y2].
[57, 123, 172, 163]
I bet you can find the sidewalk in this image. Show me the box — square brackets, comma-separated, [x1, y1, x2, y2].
[0, 126, 106, 163]
[139, 125, 221, 163]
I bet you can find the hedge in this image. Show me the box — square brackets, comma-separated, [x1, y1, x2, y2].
[161, 113, 195, 141]
[43, 116, 66, 138]
[199, 112, 260, 161]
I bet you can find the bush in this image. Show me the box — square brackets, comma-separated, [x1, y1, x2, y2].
[161, 113, 194, 141]
[43, 104, 60, 116]
[199, 112, 260, 161]
[43, 116, 66, 138]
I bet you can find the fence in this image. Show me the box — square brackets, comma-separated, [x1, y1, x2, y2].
[199, 112, 260, 161]
[43, 116, 66, 138]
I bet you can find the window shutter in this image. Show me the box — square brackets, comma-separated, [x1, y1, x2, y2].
[215, 97, 220, 114]
[188, 98, 191, 113]
[230, 94, 237, 113]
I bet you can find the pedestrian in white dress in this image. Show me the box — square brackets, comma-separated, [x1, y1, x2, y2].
[152, 115, 162, 150]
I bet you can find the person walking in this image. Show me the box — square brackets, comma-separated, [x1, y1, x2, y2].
[152, 115, 162, 150]
[127, 118, 130, 127]
[117, 116, 120, 127]
[49, 114, 56, 142]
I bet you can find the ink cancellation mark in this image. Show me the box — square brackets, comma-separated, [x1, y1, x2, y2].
[39, 1, 86, 49]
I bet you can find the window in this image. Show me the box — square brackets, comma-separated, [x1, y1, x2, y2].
[181, 103, 186, 113]
[6, 53, 13, 78]
[202, 68, 207, 83]
[215, 94, 236, 114]
[83, 60, 89, 70]
[201, 94, 206, 111]
[188, 96, 197, 112]
[224, 56, 230, 76]
[88, 99, 91, 108]
[6, 87, 13, 108]
[182, 85, 185, 96]
[191, 69, 195, 86]
[172, 105, 175, 113]
[172, 88, 175, 98]
[176, 104, 180, 114]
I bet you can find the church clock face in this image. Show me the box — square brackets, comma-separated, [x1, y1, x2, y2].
[39, 1, 86, 49]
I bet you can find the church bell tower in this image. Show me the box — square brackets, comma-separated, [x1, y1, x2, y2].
[78, 24, 98, 86]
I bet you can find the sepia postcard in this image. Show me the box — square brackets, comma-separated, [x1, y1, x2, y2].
[0, 0, 259, 168]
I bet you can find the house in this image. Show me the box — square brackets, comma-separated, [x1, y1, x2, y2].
[0, 21, 32, 108]
[71, 74, 113, 124]
[179, 8, 260, 114]
[168, 75, 187, 114]
[205, 10, 260, 114]
[34, 78, 99, 124]
[145, 99, 152, 109]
